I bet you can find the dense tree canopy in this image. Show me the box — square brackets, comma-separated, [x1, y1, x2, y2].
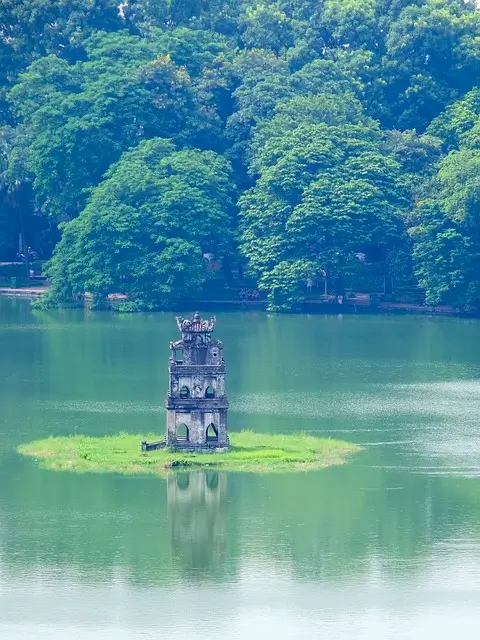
[240, 116, 408, 308]
[43, 138, 236, 308]
[1, 0, 480, 310]
[410, 146, 480, 307]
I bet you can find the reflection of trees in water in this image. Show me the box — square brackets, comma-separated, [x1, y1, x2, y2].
[0, 469, 177, 585]
[0, 467, 233, 585]
[1, 453, 480, 585]
[234, 463, 480, 581]
[167, 471, 230, 580]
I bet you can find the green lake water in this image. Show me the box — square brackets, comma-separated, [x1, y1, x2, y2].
[1, 297, 480, 639]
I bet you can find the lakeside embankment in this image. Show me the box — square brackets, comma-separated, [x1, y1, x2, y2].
[0, 285, 476, 317]
[0, 286, 47, 298]
[18, 431, 361, 476]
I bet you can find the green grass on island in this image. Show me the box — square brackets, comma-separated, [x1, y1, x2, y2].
[17, 431, 361, 476]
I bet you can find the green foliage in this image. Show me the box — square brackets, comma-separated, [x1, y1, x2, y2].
[0, 0, 124, 61]
[124, 0, 243, 32]
[240, 4, 294, 54]
[381, 129, 442, 177]
[382, 0, 480, 129]
[147, 27, 234, 76]
[7, 32, 216, 220]
[410, 147, 480, 307]
[40, 138, 236, 308]
[0, 0, 127, 127]
[258, 260, 317, 311]
[428, 89, 480, 151]
[18, 431, 361, 475]
[250, 91, 374, 166]
[2, 0, 480, 310]
[322, 0, 379, 50]
[240, 116, 408, 310]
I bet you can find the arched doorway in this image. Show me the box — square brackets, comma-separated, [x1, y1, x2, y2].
[205, 385, 215, 399]
[176, 423, 189, 442]
[206, 423, 218, 443]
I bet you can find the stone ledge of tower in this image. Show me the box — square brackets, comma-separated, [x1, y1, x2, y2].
[168, 364, 226, 374]
[165, 398, 229, 410]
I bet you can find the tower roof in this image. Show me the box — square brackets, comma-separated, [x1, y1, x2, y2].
[176, 312, 216, 334]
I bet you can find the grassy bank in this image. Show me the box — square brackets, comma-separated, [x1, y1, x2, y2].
[18, 431, 361, 476]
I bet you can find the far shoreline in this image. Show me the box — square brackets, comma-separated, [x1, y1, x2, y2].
[0, 286, 478, 319]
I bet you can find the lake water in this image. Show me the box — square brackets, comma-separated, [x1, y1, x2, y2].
[1, 297, 480, 639]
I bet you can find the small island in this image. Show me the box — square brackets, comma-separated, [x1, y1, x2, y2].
[18, 314, 361, 476]
[17, 431, 360, 476]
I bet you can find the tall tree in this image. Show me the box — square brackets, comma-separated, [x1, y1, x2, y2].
[42, 138, 237, 308]
[381, 0, 480, 129]
[0, 0, 127, 125]
[410, 147, 480, 307]
[0, 0, 124, 61]
[428, 88, 480, 151]
[7, 32, 220, 221]
[239, 3, 295, 54]
[240, 119, 408, 310]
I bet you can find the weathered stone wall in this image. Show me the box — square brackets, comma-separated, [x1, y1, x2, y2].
[173, 373, 225, 399]
[166, 408, 228, 446]
[165, 314, 229, 450]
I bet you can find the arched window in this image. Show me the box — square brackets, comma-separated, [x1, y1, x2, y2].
[176, 423, 189, 442]
[179, 385, 190, 398]
[205, 385, 215, 399]
[206, 423, 218, 443]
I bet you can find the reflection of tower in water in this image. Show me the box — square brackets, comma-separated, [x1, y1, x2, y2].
[167, 471, 228, 579]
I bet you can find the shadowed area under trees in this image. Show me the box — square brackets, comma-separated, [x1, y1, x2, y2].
[1, 0, 480, 310]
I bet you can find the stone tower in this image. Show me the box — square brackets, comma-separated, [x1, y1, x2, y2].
[166, 312, 229, 450]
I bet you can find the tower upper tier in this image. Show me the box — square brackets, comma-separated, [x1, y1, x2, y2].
[176, 312, 216, 339]
[170, 312, 224, 367]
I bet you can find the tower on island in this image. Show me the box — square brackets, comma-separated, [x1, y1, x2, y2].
[166, 312, 229, 451]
